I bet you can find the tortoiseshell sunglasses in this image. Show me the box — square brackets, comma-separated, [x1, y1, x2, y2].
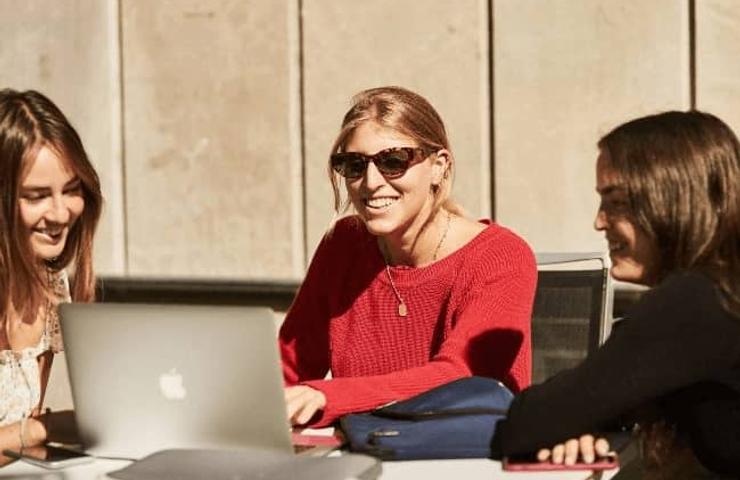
[330, 147, 432, 179]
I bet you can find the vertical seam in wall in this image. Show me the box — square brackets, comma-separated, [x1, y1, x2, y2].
[298, 0, 308, 268]
[689, 0, 696, 109]
[488, 0, 496, 219]
[117, 0, 130, 274]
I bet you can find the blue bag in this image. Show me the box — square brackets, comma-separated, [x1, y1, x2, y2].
[339, 376, 513, 460]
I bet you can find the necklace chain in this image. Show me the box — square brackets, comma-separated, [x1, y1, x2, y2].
[384, 211, 453, 317]
[432, 210, 452, 262]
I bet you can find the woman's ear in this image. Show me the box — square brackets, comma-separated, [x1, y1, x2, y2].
[430, 149, 451, 186]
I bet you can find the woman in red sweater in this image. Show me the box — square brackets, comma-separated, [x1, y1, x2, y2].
[280, 86, 537, 427]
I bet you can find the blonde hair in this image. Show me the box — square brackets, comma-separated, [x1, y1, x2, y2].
[328, 86, 464, 220]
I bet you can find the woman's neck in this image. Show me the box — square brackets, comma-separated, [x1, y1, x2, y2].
[380, 209, 452, 267]
[5, 268, 53, 325]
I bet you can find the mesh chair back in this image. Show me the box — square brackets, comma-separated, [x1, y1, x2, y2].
[532, 253, 613, 384]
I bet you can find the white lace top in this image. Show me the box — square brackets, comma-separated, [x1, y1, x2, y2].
[0, 270, 69, 427]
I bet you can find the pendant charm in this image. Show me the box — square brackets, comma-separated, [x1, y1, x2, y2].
[398, 303, 408, 317]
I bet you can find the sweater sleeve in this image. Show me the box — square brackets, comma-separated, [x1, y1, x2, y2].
[492, 272, 740, 457]
[279, 232, 332, 385]
[303, 232, 537, 427]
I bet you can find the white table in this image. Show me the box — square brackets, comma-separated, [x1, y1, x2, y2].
[0, 458, 129, 479]
[0, 456, 620, 480]
[382, 458, 619, 480]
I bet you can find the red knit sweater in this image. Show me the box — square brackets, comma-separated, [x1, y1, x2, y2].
[280, 216, 537, 427]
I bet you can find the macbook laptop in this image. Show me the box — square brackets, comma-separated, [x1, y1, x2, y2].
[59, 303, 293, 459]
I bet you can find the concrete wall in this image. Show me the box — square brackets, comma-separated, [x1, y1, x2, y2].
[696, 0, 740, 134]
[0, 0, 125, 274]
[121, 0, 303, 279]
[494, 0, 690, 252]
[3, 1, 739, 280]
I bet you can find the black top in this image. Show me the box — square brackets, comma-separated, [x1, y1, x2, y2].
[492, 271, 740, 474]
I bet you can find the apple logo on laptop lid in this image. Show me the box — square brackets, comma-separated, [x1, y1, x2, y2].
[159, 368, 187, 400]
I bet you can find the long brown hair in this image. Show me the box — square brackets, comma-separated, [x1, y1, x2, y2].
[598, 110, 740, 316]
[328, 86, 463, 218]
[0, 89, 102, 323]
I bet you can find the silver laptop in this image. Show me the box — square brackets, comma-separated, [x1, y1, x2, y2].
[59, 303, 293, 459]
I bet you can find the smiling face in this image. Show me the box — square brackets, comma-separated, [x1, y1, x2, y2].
[594, 150, 658, 285]
[343, 121, 445, 240]
[19, 146, 85, 262]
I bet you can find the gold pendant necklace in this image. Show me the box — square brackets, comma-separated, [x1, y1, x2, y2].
[383, 211, 452, 318]
[385, 264, 408, 317]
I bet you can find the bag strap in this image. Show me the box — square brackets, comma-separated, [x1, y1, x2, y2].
[373, 406, 509, 420]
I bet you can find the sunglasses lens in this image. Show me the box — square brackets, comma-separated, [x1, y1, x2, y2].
[331, 148, 420, 179]
[331, 153, 366, 178]
[376, 149, 412, 177]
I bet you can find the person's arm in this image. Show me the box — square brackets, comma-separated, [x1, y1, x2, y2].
[0, 417, 47, 454]
[0, 410, 78, 456]
[300, 238, 537, 427]
[0, 352, 54, 453]
[492, 272, 740, 457]
[279, 230, 334, 385]
[34, 351, 53, 416]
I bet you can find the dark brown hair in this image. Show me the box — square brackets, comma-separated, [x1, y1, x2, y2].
[0, 89, 102, 322]
[328, 86, 463, 217]
[598, 110, 740, 315]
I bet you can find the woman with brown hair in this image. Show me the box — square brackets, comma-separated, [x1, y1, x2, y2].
[280, 86, 537, 427]
[0, 89, 102, 452]
[493, 111, 740, 477]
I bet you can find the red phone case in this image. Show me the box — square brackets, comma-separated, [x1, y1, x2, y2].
[502, 455, 618, 472]
[291, 431, 345, 448]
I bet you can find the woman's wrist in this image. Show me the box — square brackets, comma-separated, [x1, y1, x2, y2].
[25, 417, 47, 446]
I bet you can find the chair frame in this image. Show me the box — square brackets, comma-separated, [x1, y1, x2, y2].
[529, 252, 615, 384]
